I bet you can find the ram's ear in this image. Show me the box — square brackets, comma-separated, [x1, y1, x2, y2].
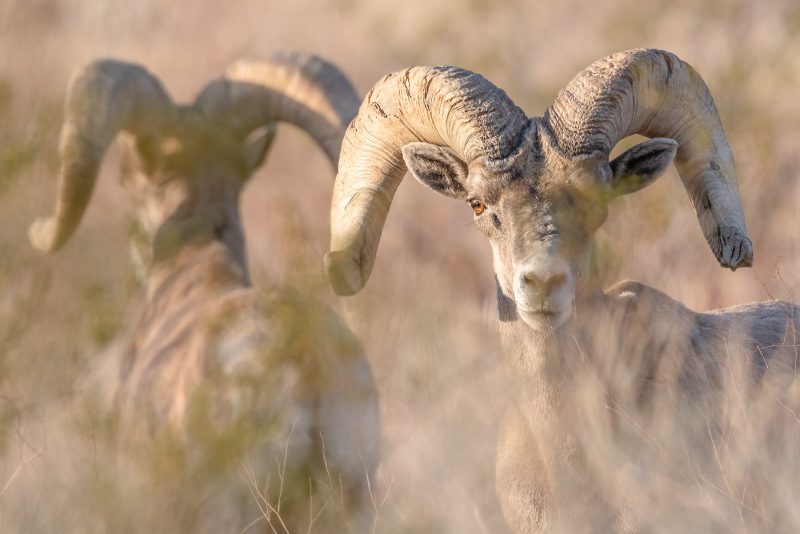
[608, 138, 678, 197]
[402, 142, 468, 199]
[242, 125, 277, 174]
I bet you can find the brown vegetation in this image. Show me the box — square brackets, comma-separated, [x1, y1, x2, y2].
[2, 0, 800, 532]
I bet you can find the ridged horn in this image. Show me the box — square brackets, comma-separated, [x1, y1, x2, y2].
[29, 60, 174, 252]
[325, 66, 530, 295]
[545, 48, 752, 269]
[194, 51, 360, 167]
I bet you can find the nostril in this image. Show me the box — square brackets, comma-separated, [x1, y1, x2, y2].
[523, 271, 544, 290]
[545, 273, 567, 290]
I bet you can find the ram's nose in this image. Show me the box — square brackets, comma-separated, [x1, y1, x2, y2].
[521, 271, 567, 296]
[513, 256, 572, 306]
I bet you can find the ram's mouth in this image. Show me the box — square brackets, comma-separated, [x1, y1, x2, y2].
[516, 305, 572, 331]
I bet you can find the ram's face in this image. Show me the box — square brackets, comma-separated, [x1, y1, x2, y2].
[453, 156, 609, 331]
[475, 176, 607, 330]
[402, 136, 679, 331]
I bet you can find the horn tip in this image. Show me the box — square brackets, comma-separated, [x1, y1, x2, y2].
[718, 226, 753, 271]
[324, 250, 365, 296]
[28, 217, 60, 253]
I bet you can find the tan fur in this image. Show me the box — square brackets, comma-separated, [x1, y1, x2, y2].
[32, 54, 379, 533]
[325, 49, 795, 532]
[496, 281, 799, 531]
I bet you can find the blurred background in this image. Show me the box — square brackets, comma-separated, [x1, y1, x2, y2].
[1, 0, 799, 532]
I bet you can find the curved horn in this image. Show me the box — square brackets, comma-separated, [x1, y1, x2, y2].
[29, 60, 174, 252]
[325, 66, 530, 295]
[545, 48, 752, 270]
[194, 52, 360, 167]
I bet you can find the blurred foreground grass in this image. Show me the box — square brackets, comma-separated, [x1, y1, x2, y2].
[1, 0, 800, 532]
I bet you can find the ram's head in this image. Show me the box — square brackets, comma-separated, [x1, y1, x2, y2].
[30, 53, 358, 268]
[326, 49, 752, 331]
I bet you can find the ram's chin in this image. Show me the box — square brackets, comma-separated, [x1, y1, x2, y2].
[517, 307, 572, 332]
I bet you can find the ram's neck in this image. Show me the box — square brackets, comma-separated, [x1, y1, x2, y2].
[499, 316, 571, 398]
[146, 234, 250, 304]
[496, 276, 608, 423]
[142, 190, 250, 289]
[496, 294, 618, 508]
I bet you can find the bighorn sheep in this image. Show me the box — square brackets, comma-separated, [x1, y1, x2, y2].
[30, 53, 380, 533]
[324, 49, 800, 531]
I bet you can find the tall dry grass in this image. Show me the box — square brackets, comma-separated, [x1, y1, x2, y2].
[1, 0, 799, 532]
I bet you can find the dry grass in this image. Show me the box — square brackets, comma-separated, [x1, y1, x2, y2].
[1, 0, 800, 532]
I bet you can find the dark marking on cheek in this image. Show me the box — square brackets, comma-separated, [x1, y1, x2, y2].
[492, 213, 502, 229]
[214, 222, 227, 239]
[710, 161, 721, 172]
[702, 193, 712, 211]
[496, 276, 517, 322]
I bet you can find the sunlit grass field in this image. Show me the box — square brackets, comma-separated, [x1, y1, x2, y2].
[2, 0, 800, 532]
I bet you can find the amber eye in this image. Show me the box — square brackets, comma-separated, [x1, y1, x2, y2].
[470, 199, 486, 215]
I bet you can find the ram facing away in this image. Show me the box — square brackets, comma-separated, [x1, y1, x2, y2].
[325, 49, 800, 532]
[29, 53, 380, 534]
